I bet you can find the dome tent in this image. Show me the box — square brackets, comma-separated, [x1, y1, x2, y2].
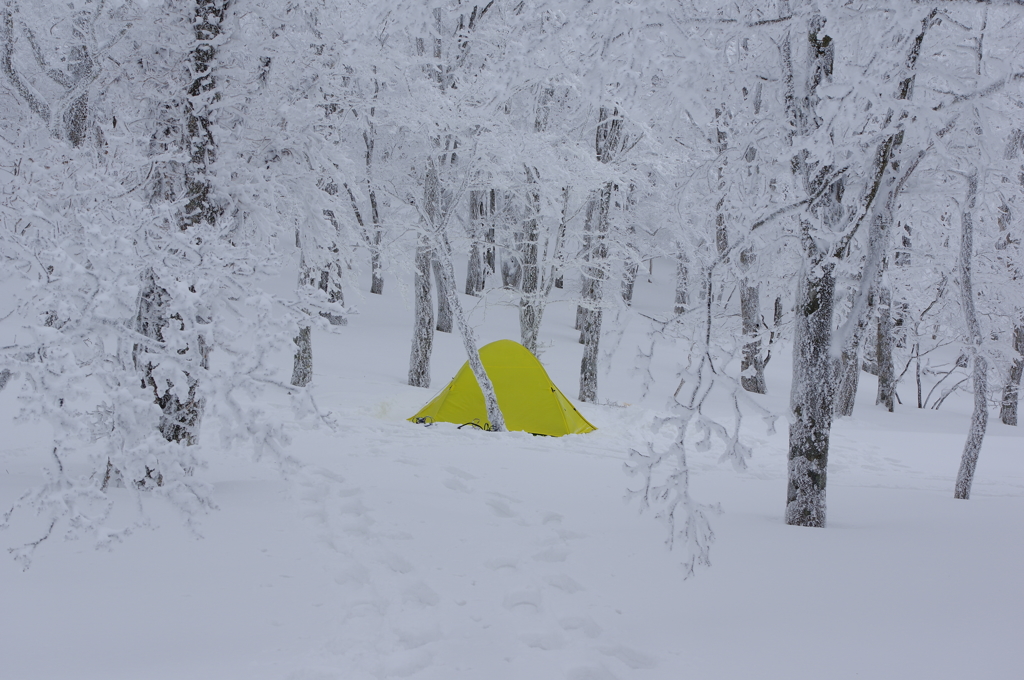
[408, 340, 596, 437]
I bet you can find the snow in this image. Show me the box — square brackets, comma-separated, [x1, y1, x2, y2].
[3, 267, 1024, 680]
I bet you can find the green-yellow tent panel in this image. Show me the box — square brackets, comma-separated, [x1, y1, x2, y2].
[408, 339, 596, 437]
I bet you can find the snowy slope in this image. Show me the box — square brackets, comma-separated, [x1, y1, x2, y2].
[2, 264, 1023, 680]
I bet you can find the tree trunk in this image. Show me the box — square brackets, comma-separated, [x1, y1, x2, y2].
[576, 189, 598, 334]
[367, 186, 384, 295]
[621, 220, 639, 306]
[622, 260, 639, 305]
[134, 270, 208, 448]
[433, 231, 506, 432]
[484, 189, 497, 278]
[786, 257, 836, 527]
[63, 43, 91, 147]
[291, 326, 312, 387]
[740, 278, 766, 394]
[465, 189, 488, 296]
[501, 236, 522, 290]
[319, 259, 346, 326]
[579, 188, 611, 403]
[131, 0, 228, 452]
[739, 244, 766, 393]
[519, 168, 542, 354]
[999, 326, 1024, 425]
[955, 172, 987, 500]
[875, 281, 895, 411]
[834, 293, 869, 418]
[674, 248, 689, 315]
[833, 342, 860, 418]
[408, 232, 434, 388]
[370, 240, 384, 295]
[432, 258, 453, 333]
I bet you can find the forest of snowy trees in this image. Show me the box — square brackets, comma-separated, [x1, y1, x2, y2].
[2, 0, 1023, 556]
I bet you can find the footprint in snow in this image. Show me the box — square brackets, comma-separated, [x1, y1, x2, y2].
[566, 665, 619, 680]
[558, 616, 602, 638]
[394, 622, 443, 650]
[445, 466, 477, 480]
[484, 557, 519, 571]
[546, 573, 585, 594]
[379, 648, 433, 678]
[599, 644, 658, 670]
[378, 550, 414, 574]
[443, 477, 472, 493]
[486, 498, 517, 518]
[542, 511, 563, 525]
[503, 588, 543, 612]
[532, 545, 570, 563]
[520, 630, 566, 650]
[401, 580, 440, 608]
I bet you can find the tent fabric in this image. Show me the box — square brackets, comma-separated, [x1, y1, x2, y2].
[408, 340, 596, 437]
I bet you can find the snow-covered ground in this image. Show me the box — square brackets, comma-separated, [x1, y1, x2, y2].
[3, 265, 1023, 680]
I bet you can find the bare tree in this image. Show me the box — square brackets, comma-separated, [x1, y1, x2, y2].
[579, 106, 626, 403]
[955, 172, 987, 500]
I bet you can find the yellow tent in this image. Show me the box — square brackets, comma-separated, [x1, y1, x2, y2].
[408, 339, 597, 436]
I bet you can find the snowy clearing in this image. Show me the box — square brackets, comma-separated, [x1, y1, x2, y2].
[3, 272, 1023, 680]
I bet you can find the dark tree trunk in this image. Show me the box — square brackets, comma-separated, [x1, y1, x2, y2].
[1000, 326, 1024, 425]
[131, 0, 228, 454]
[740, 277, 766, 394]
[63, 43, 92, 147]
[577, 196, 599, 337]
[409, 157, 440, 387]
[520, 169, 542, 354]
[579, 185, 612, 403]
[367, 187, 384, 295]
[834, 293, 869, 418]
[621, 260, 639, 306]
[134, 270, 208, 448]
[674, 249, 689, 316]
[432, 258, 453, 333]
[786, 258, 836, 527]
[955, 173, 987, 500]
[465, 189, 488, 296]
[833, 343, 860, 418]
[364, 120, 385, 295]
[875, 282, 895, 411]
[484, 189, 497, 278]
[291, 326, 312, 387]
[408, 232, 434, 388]
[181, 0, 228, 231]
[370, 242, 384, 295]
